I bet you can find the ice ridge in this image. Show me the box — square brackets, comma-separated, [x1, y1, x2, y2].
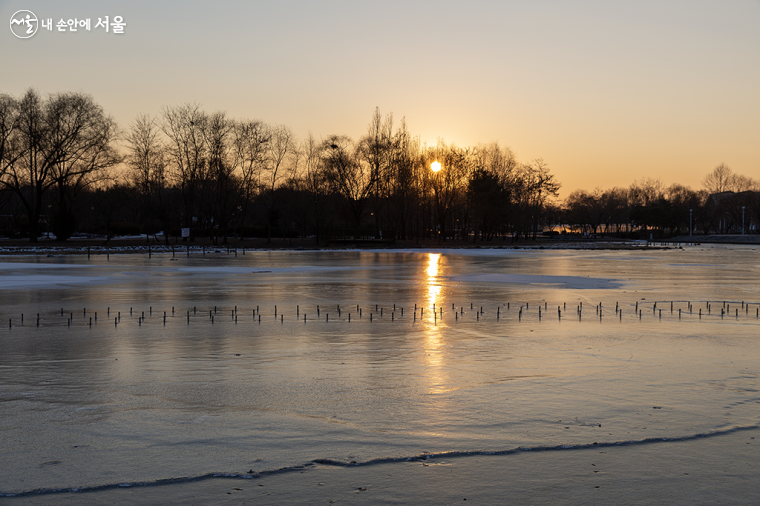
[1, 425, 756, 498]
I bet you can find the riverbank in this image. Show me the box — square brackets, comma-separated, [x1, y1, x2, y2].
[0, 236, 663, 255]
[670, 234, 760, 245]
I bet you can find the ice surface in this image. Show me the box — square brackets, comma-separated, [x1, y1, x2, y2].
[449, 273, 621, 289]
[0, 246, 759, 497]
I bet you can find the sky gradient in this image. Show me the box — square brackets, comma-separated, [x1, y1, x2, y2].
[2, 0, 759, 197]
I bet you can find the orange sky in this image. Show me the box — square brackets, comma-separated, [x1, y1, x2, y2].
[2, 0, 758, 198]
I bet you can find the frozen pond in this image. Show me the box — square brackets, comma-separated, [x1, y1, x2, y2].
[1, 246, 759, 496]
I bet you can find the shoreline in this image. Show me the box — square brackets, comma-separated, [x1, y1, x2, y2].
[10, 233, 760, 255]
[0, 237, 672, 255]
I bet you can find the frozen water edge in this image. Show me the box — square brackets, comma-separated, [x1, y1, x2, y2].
[2, 425, 756, 498]
[0, 241, 654, 256]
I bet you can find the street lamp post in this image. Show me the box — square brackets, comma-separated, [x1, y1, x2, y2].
[689, 209, 692, 237]
[742, 206, 745, 235]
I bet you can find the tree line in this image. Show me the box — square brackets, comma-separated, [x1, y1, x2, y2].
[564, 164, 760, 238]
[0, 89, 754, 243]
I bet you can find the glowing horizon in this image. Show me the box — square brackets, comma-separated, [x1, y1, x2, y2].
[2, 0, 758, 198]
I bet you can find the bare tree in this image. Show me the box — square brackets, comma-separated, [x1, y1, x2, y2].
[565, 189, 605, 235]
[202, 111, 238, 244]
[2, 89, 52, 241]
[322, 134, 377, 229]
[162, 104, 208, 236]
[125, 114, 169, 242]
[358, 107, 394, 228]
[0, 94, 22, 179]
[297, 133, 333, 243]
[425, 141, 472, 242]
[522, 159, 560, 239]
[0, 89, 120, 241]
[262, 124, 296, 242]
[126, 115, 165, 196]
[702, 163, 735, 194]
[231, 119, 270, 228]
[469, 142, 520, 239]
[49, 96, 121, 240]
[475, 142, 519, 182]
[601, 187, 630, 235]
[386, 119, 419, 239]
[629, 178, 663, 206]
[730, 174, 759, 192]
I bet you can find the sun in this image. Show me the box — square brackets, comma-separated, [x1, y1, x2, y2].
[431, 161, 441, 173]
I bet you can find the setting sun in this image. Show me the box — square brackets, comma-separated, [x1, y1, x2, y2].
[431, 161, 441, 173]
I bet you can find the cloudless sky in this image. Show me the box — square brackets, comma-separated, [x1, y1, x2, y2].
[2, 0, 759, 197]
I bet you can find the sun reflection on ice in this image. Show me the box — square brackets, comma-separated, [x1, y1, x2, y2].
[424, 253, 448, 395]
[427, 253, 441, 310]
